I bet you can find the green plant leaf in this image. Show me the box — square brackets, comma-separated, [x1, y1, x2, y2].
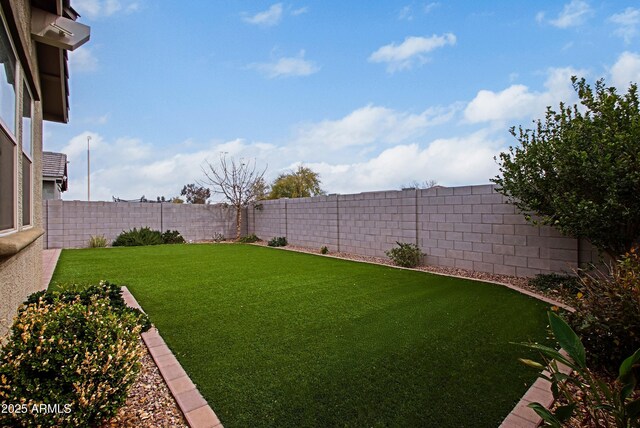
[619, 348, 640, 400]
[528, 403, 562, 427]
[554, 403, 576, 422]
[518, 342, 577, 370]
[619, 348, 640, 381]
[626, 399, 640, 419]
[548, 311, 586, 368]
[518, 358, 545, 370]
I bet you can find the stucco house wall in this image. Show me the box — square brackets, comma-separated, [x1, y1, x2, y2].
[0, 0, 88, 339]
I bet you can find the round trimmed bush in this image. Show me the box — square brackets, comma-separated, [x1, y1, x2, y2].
[0, 291, 146, 427]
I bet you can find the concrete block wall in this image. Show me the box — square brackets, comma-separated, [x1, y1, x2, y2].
[162, 203, 242, 242]
[42, 185, 598, 277]
[249, 199, 286, 240]
[337, 190, 418, 257]
[416, 185, 579, 276]
[43, 200, 238, 248]
[285, 196, 340, 251]
[250, 184, 592, 277]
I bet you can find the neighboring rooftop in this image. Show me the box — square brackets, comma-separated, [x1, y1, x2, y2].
[43, 151, 68, 191]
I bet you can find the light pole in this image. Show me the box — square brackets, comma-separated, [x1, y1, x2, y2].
[87, 135, 91, 201]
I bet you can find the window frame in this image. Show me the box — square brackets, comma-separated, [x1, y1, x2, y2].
[0, 9, 20, 236]
[21, 78, 33, 227]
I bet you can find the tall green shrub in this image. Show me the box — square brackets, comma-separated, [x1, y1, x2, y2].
[493, 77, 640, 258]
[567, 247, 640, 373]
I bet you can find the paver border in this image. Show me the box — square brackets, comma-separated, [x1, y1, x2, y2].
[500, 351, 573, 427]
[122, 286, 223, 428]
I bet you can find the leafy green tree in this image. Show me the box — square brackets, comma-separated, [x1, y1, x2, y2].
[180, 183, 211, 204]
[268, 166, 325, 199]
[252, 177, 270, 201]
[493, 77, 640, 258]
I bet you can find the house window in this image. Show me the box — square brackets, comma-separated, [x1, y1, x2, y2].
[0, 16, 15, 135]
[0, 128, 14, 231]
[21, 82, 32, 226]
[0, 15, 16, 232]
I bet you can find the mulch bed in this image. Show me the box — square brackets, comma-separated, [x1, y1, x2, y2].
[101, 339, 188, 428]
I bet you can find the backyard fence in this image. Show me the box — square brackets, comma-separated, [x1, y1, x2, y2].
[44, 184, 600, 277]
[247, 184, 599, 277]
[43, 200, 244, 249]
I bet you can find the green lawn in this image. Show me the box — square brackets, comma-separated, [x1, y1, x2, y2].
[51, 244, 550, 427]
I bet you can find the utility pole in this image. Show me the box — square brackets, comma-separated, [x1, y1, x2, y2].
[87, 135, 91, 201]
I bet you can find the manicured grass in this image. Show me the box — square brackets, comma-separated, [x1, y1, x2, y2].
[51, 244, 551, 427]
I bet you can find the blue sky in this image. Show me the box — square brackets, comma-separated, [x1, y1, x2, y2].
[46, 0, 640, 201]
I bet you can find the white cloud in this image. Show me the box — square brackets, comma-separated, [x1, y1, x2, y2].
[610, 51, 640, 90]
[86, 114, 110, 125]
[547, 0, 592, 28]
[291, 6, 309, 16]
[293, 104, 456, 150]
[368, 33, 456, 72]
[424, 3, 439, 14]
[243, 3, 283, 26]
[309, 130, 504, 193]
[609, 7, 640, 44]
[398, 5, 413, 21]
[57, 103, 459, 200]
[60, 133, 284, 201]
[249, 51, 319, 78]
[464, 67, 584, 124]
[68, 47, 98, 73]
[73, 0, 141, 19]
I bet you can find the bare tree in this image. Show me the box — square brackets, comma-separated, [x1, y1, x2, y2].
[200, 154, 267, 240]
[401, 179, 438, 190]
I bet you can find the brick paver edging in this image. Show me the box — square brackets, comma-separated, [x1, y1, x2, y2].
[500, 351, 573, 427]
[121, 287, 223, 428]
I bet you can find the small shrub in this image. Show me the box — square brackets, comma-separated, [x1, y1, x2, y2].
[112, 227, 163, 247]
[528, 273, 581, 294]
[320, 246, 329, 254]
[88, 235, 108, 248]
[385, 242, 424, 268]
[213, 232, 225, 243]
[26, 281, 152, 333]
[238, 234, 260, 243]
[567, 247, 640, 373]
[162, 229, 185, 244]
[267, 236, 287, 247]
[0, 283, 150, 427]
[519, 311, 640, 427]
